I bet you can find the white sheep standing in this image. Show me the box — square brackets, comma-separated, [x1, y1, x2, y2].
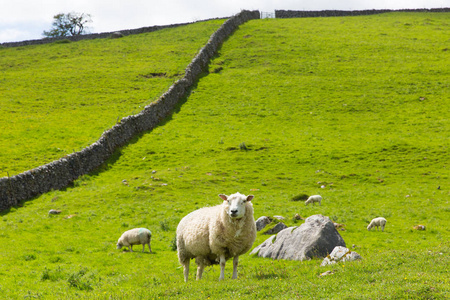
[305, 195, 322, 206]
[117, 228, 152, 253]
[367, 217, 387, 232]
[176, 192, 256, 282]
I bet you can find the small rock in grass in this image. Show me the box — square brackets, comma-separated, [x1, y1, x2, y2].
[321, 246, 362, 266]
[256, 216, 272, 231]
[413, 225, 426, 230]
[320, 270, 335, 277]
[293, 213, 304, 220]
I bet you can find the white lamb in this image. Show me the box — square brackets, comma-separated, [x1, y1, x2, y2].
[367, 217, 387, 232]
[176, 192, 256, 282]
[305, 195, 322, 206]
[117, 228, 152, 253]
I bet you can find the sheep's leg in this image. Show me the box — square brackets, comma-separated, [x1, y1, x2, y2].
[182, 260, 190, 282]
[129, 245, 133, 252]
[148, 243, 152, 253]
[219, 254, 226, 281]
[232, 256, 239, 279]
[196, 263, 204, 280]
[142, 244, 145, 252]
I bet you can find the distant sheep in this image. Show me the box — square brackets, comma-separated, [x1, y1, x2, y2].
[176, 192, 256, 282]
[305, 195, 322, 206]
[117, 228, 152, 252]
[367, 217, 387, 232]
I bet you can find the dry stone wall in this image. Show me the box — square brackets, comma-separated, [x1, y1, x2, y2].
[0, 10, 260, 211]
[275, 8, 450, 18]
[0, 18, 225, 48]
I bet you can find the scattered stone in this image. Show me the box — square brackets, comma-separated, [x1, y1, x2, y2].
[122, 179, 128, 185]
[251, 215, 346, 261]
[413, 225, 426, 230]
[334, 222, 345, 231]
[293, 213, 304, 220]
[256, 216, 272, 231]
[263, 222, 287, 235]
[319, 270, 335, 277]
[320, 246, 362, 266]
[48, 209, 61, 215]
[273, 215, 285, 220]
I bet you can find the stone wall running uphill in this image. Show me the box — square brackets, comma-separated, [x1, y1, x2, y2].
[0, 10, 261, 211]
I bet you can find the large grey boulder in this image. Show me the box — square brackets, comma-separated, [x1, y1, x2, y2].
[321, 246, 362, 266]
[250, 214, 346, 261]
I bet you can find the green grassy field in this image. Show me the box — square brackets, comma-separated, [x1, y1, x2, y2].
[1, 12, 449, 299]
[0, 19, 225, 177]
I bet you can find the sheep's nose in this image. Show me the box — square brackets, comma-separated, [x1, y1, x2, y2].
[231, 209, 238, 215]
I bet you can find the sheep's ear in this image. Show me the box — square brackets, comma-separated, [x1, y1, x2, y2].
[219, 194, 228, 201]
[246, 195, 254, 202]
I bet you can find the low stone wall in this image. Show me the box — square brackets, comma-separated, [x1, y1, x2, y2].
[275, 8, 450, 18]
[0, 18, 226, 48]
[0, 10, 260, 211]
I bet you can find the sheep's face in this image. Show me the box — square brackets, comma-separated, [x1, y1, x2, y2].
[219, 192, 254, 219]
[116, 242, 123, 249]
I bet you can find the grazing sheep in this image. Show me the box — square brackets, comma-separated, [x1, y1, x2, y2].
[176, 192, 256, 282]
[117, 228, 152, 253]
[305, 195, 322, 206]
[367, 217, 387, 232]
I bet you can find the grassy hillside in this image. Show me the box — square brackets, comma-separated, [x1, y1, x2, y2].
[1, 12, 449, 299]
[0, 19, 225, 177]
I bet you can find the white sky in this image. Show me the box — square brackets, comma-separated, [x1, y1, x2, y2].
[0, 0, 448, 43]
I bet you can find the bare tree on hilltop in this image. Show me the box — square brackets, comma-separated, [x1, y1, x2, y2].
[43, 12, 92, 38]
